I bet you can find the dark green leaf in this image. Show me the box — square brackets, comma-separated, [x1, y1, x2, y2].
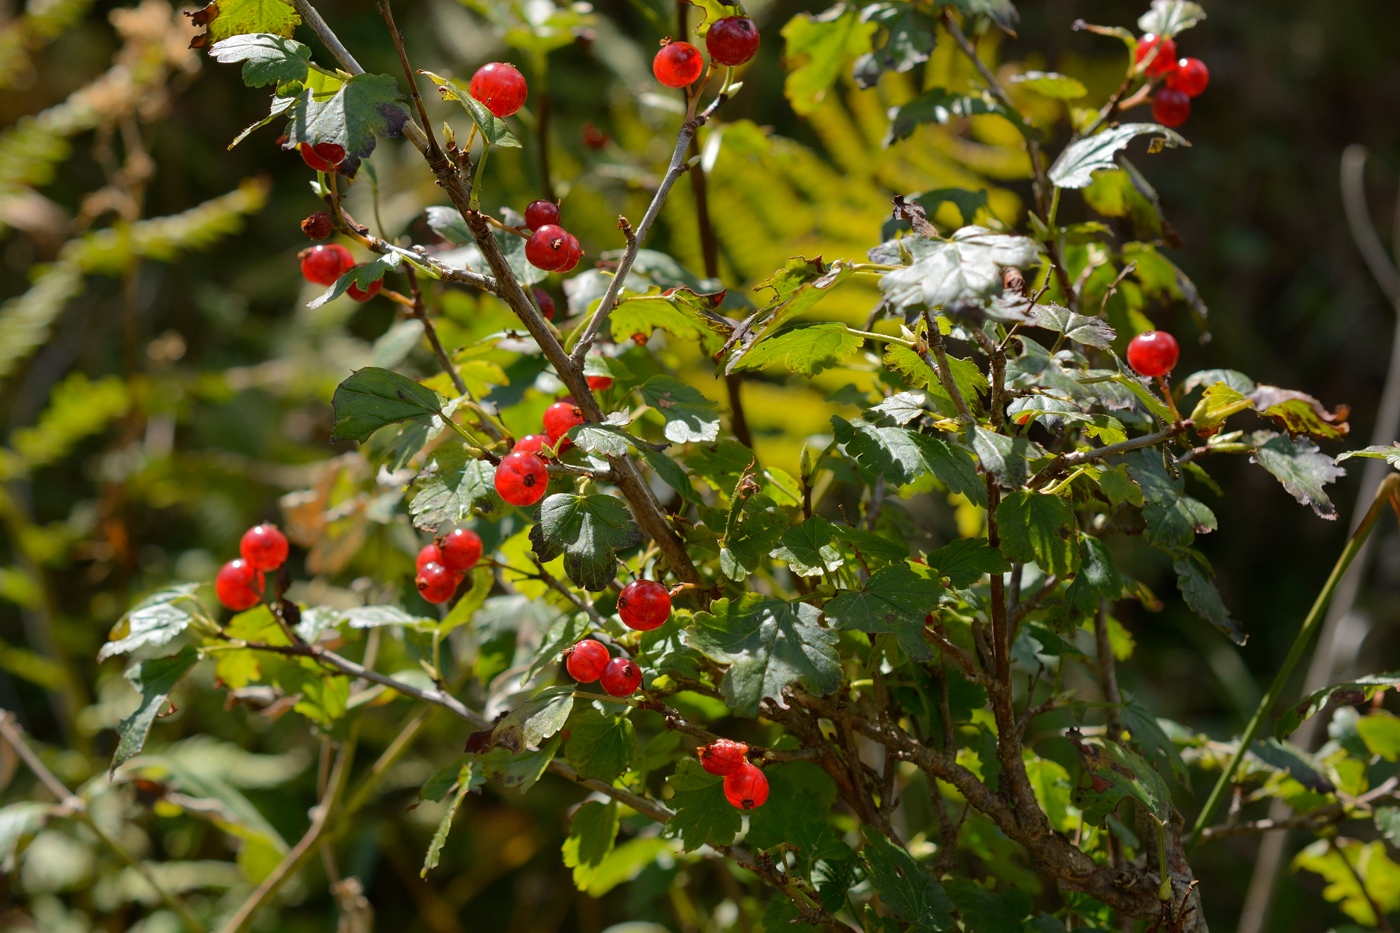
[208, 34, 309, 87]
[1063, 536, 1124, 619]
[772, 516, 846, 577]
[1047, 123, 1189, 190]
[686, 594, 842, 717]
[1029, 303, 1115, 349]
[745, 761, 841, 853]
[564, 707, 638, 782]
[870, 391, 927, 426]
[529, 494, 643, 591]
[1251, 431, 1344, 520]
[409, 447, 499, 531]
[720, 494, 790, 582]
[1173, 549, 1243, 644]
[732, 323, 863, 376]
[861, 833, 956, 931]
[1123, 449, 1216, 549]
[283, 72, 410, 172]
[970, 426, 1038, 488]
[944, 877, 1032, 933]
[1069, 736, 1171, 824]
[641, 376, 721, 444]
[330, 367, 445, 443]
[99, 584, 201, 661]
[996, 491, 1080, 578]
[1121, 698, 1188, 785]
[111, 646, 199, 773]
[492, 686, 574, 753]
[853, 3, 938, 89]
[832, 417, 986, 504]
[948, 0, 1019, 32]
[665, 759, 741, 851]
[420, 757, 470, 803]
[825, 562, 942, 660]
[421, 762, 477, 876]
[924, 537, 1010, 588]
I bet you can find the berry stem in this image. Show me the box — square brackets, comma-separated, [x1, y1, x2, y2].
[1156, 375, 1183, 423]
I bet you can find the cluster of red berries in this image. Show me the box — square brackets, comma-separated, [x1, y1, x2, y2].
[521, 200, 582, 274]
[1126, 330, 1180, 378]
[652, 15, 761, 89]
[564, 640, 643, 697]
[493, 398, 594, 505]
[214, 523, 289, 611]
[698, 738, 768, 810]
[1135, 34, 1210, 128]
[298, 244, 382, 301]
[415, 528, 483, 604]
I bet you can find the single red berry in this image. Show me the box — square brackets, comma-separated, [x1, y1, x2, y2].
[301, 211, 334, 240]
[525, 224, 571, 271]
[417, 561, 457, 604]
[581, 122, 609, 149]
[587, 376, 613, 391]
[565, 639, 610, 683]
[618, 579, 671, 631]
[1126, 330, 1180, 378]
[557, 233, 582, 273]
[495, 451, 549, 506]
[299, 243, 354, 286]
[215, 559, 261, 611]
[513, 434, 551, 456]
[1135, 34, 1178, 77]
[1152, 87, 1191, 128]
[706, 16, 760, 66]
[723, 762, 769, 810]
[1168, 57, 1209, 97]
[298, 141, 346, 172]
[524, 200, 561, 231]
[653, 40, 704, 88]
[599, 656, 643, 697]
[346, 274, 383, 302]
[469, 62, 528, 118]
[440, 528, 483, 572]
[542, 401, 586, 442]
[532, 287, 556, 321]
[698, 739, 749, 776]
[417, 543, 444, 572]
[240, 523, 289, 571]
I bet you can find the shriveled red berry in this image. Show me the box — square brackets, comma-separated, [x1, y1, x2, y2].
[513, 434, 551, 456]
[532, 287, 556, 321]
[417, 561, 457, 604]
[1135, 34, 1178, 77]
[618, 579, 671, 631]
[542, 401, 586, 442]
[1126, 330, 1180, 378]
[300, 244, 354, 286]
[587, 376, 613, 391]
[299, 141, 346, 172]
[565, 639, 610, 683]
[525, 224, 571, 271]
[599, 656, 643, 697]
[417, 543, 444, 572]
[653, 40, 704, 88]
[440, 528, 483, 573]
[558, 233, 582, 273]
[346, 274, 383, 302]
[706, 16, 760, 66]
[240, 523, 289, 571]
[301, 211, 334, 240]
[699, 739, 749, 776]
[1152, 88, 1190, 128]
[1167, 57, 1209, 97]
[216, 559, 261, 611]
[469, 62, 528, 118]
[495, 451, 549, 506]
[524, 200, 560, 231]
[723, 762, 769, 810]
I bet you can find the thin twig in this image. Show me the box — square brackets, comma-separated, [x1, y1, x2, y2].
[377, 2, 442, 163]
[1027, 422, 1190, 489]
[921, 310, 974, 422]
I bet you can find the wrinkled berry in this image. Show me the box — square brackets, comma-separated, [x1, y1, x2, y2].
[301, 211, 334, 240]
[699, 739, 749, 776]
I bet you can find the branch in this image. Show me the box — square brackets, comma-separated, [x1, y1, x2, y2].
[1028, 421, 1190, 490]
[921, 310, 974, 422]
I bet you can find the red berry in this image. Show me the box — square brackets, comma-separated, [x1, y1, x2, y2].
[494, 451, 549, 506]
[513, 434, 551, 456]
[698, 739, 749, 776]
[542, 401, 586, 442]
[599, 656, 643, 697]
[653, 41, 704, 88]
[532, 287, 556, 321]
[524, 200, 561, 231]
[1135, 34, 1178, 77]
[346, 274, 383, 302]
[417, 561, 457, 604]
[469, 62, 528, 118]
[565, 639, 610, 683]
[558, 233, 582, 273]
[618, 579, 671, 631]
[299, 142, 346, 172]
[1168, 57, 1209, 97]
[440, 528, 483, 572]
[525, 225, 571, 271]
[240, 523, 289, 571]
[723, 762, 769, 810]
[299, 244, 354, 286]
[587, 376, 613, 391]
[417, 543, 444, 572]
[1126, 330, 1180, 378]
[1152, 88, 1190, 128]
[706, 16, 760, 66]
[581, 122, 609, 149]
[215, 559, 261, 611]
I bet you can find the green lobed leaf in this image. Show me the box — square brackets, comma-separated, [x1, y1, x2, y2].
[731, 323, 863, 376]
[1123, 449, 1216, 549]
[208, 33, 309, 88]
[745, 761, 843, 857]
[409, 448, 498, 531]
[529, 493, 643, 591]
[1277, 674, 1400, 739]
[970, 426, 1039, 488]
[861, 833, 957, 931]
[995, 492, 1081, 579]
[1249, 385, 1351, 441]
[944, 878, 1033, 933]
[474, 734, 562, 793]
[282, 72, 411, 174]
[664, 759, 741, 852]
[111, 646, 200, 774]
[1069, 735, 1172, 825]
[1047, 123, 1189, 190]
[825, 562, 942, 660]
[562, 800, 619, 889]
[98, 584, 201, 662]
[1137, 0, 1207, 38]
[1028, 303, 1115, 349]
[1062, 536, 1125, 620]
[191, 0, 300, 45]
[772, 515, 846, 577]
[1250, 431, 1344, 520]
[330, 367, 445, 443]
[883, 87, 1000, 145]
[1189, 382, 1254, 436]
[641, 375, 722, 444]
[947, 0, 1019, 32]
[870, 391, 928, 426]
[1173, 549, 1244, 645]
[879, 226, 1043, 314]
[720, 494, 790, 582]
[832, 417, 986, 504]
[608, 287, 731, 348]
[1338, 444, 1400, 469]
[924, 537, 1011, 588]
[491, 686, 574, 753]
[563, 707, 637, 782]
[852, 3, 938, 89]
[1120, 698, 1189, 785]
[782, 7, 879, 117]
[686, 594, 842, 717]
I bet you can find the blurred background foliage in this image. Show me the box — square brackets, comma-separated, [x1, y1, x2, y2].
[0, 0, 1399, 930]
